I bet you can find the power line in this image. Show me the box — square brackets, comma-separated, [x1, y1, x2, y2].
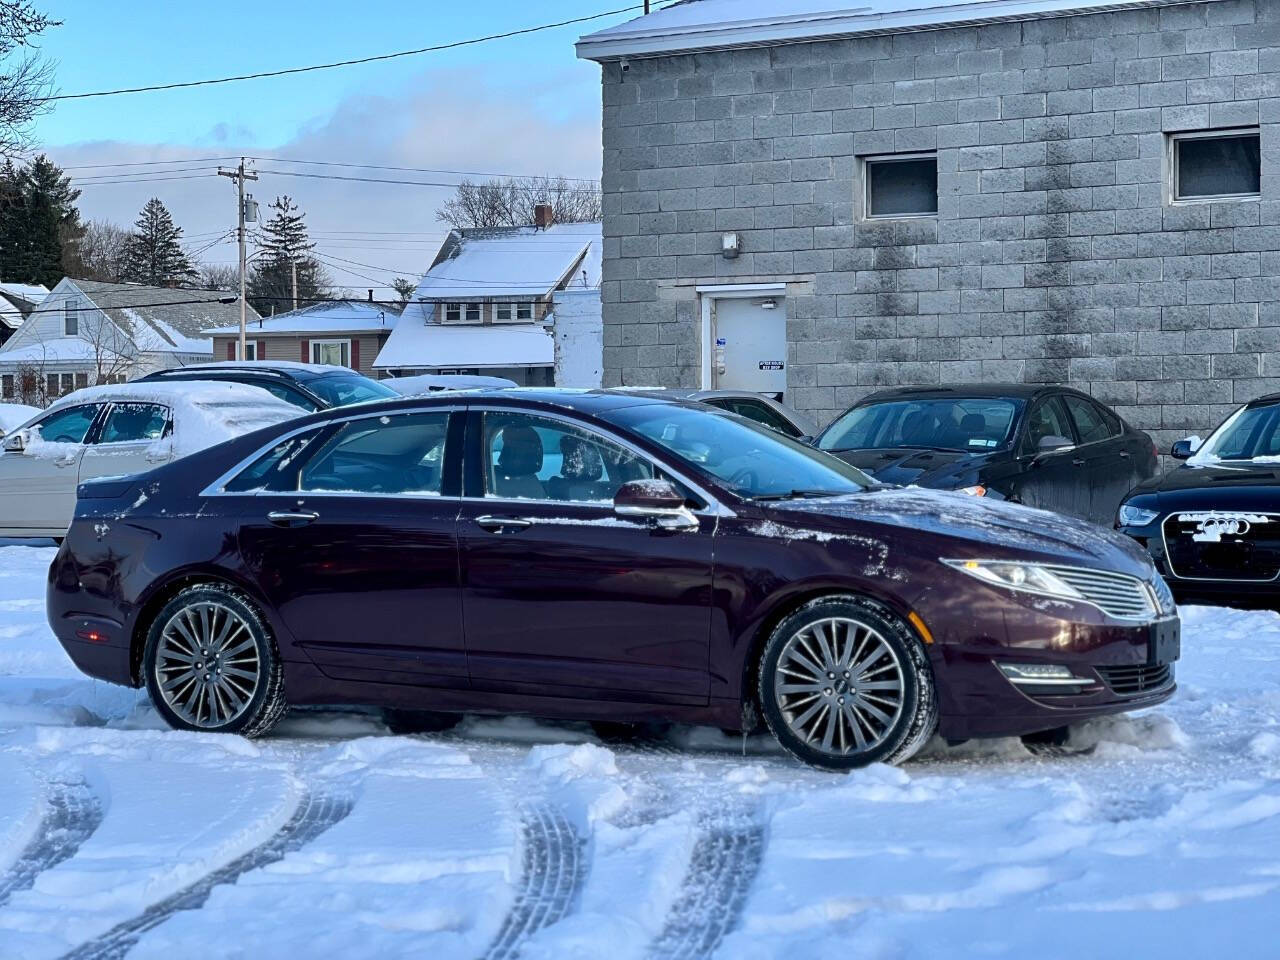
[44, 5, 652, 102]
[59, 156, 237, 171]
[247, 156, 600, 185]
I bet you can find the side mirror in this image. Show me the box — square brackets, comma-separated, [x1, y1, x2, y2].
[1170, 436, 1201, 460]
[1036, 434, 1073, 455]
[614, 479, 699, 531]
[2, 429, 28, 453]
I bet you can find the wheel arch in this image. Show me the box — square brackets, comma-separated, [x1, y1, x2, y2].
[128, 566, 276, 686]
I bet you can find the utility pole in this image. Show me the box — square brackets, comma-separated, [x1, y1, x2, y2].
[291, 258, 298, 312]
[218, 158, 258, 361]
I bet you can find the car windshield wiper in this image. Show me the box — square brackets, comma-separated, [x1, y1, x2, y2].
[751, 489, 850, 501]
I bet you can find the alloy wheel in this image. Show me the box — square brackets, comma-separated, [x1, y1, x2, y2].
[772, 616, 906, 757]
[153, 601, 261, 728]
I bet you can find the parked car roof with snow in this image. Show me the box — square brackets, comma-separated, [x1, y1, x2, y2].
[0, 381, 298, 539]
[136, 361, 398, 411]
[0, 402, 40, 438]
[383, 373, 518, 396]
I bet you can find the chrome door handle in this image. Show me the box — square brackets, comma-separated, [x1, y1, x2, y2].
[1119, 450, 1130, 459]
[475, 515, 532, 532]
[1072, 458, 1086, 466]
[54, 455, 78, 468]
[267, 510, 319, 527]
[145, 452, 168, 463]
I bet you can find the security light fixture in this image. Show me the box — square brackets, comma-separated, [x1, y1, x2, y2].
[721, 232, 741, 259]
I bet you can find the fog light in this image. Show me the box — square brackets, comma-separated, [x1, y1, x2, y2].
[998, 662, 1087, 686]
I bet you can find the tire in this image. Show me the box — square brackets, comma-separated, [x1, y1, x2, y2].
[142, 583, 287, 737]
[383, 709, 461, 735]
[758, 596, 937, 771]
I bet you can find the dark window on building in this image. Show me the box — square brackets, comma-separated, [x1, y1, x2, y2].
[1174, 131, 1261, 201]
[64, 299, 79, 336]
[864, 155, 938, 219]
[1, 374, 12, 398]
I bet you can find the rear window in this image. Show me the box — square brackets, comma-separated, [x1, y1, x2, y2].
[818, 397, 1020, 453]
[305, 374, 397, 408]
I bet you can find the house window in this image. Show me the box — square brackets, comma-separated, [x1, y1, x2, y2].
[1172, 129, 1261, 202]
[74, 372, 88, 390]
[46, 373, 59, 397]
[862, 153, 938, 219]
[465, 303, 481, 323]
[516, 302, 533, 321]
[445, 303, 462, 323]
[1, 374, 12, 399]
[64, 299, 79, 336]
[495, 302, 514, 322]
[60, 373, 75, 395]
[311, 339, 351, 367]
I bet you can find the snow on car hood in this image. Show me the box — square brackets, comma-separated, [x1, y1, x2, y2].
[0, 403, 39, 436]
[769, 487, 1153, 577]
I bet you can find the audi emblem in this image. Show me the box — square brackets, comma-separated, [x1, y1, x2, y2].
[1192, 515, 1251, 542]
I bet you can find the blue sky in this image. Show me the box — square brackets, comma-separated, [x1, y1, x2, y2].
[32, 0, 640, 287]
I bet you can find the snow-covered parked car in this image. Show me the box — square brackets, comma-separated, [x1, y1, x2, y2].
[0, 382, 297, 539]
[0, 402, 41, 439]
[383, 373, 518, 396]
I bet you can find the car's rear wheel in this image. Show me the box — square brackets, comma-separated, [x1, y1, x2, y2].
[758, 597, 936, 770]
[143, 584, 287, 737]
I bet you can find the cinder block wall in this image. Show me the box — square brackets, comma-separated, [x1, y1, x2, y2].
[598, 0, 1280, 449]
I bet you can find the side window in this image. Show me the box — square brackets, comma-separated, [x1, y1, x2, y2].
[224, 431, 325, 493]
[1063, 396, 1113, 446]
[712, 398, 801, 437]
[32, 404, 102, 444]
[483, 412, 655, 503]
[301, 412, 450, 496]
[1022, 398, 1074, 454]
[97, 403, 170, 443]
[261, 382, 319, 411]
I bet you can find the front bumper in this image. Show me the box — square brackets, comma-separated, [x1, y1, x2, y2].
[924, 577, 1179, 741]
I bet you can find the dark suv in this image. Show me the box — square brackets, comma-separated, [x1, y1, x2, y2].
[136, 362, 398, 411]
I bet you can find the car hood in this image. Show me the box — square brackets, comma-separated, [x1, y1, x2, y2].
[826, 447, 991, 487]
[767, 487, 1153, 578]
[1128, 460, 1280, 512]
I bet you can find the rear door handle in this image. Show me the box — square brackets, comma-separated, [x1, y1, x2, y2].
[1072, 458, 1086, 466]
[475, 514, 533, 532]
[267, 510, 319, 527]
[54, 455, 78, 468]
[1119, 450, 1130, 459]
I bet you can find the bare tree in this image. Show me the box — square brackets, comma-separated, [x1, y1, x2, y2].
[199, 262, 239, 291]
[64, 218, 129, 281]
[0, 3, 57, 160]
[436, 176, 601, 230]
[13, 357, 45, 404]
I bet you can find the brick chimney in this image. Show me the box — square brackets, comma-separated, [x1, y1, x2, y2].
[534, 203, 554, 229]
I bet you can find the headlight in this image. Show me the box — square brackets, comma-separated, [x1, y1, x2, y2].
[942, 559, 1084, 602]
[1118, 503, 1159, 527]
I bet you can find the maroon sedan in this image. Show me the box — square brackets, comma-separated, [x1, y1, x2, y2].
[48, 390, 1180, 770]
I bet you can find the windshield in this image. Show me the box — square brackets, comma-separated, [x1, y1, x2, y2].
[818, 397, 1021, 453]
[1192, 401, 1280, 462]
[305, 374, 398, 408]
[603, 403, 872, 499]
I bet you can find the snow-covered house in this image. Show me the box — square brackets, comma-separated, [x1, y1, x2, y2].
[0, 278, 256, 404]
[374, 217, 602, 386]
[208, 299, 398, 378]
[0, 283, 49, 349]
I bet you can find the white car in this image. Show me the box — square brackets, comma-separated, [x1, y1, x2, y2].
[0, 402, 41, 439]
[0, 381, 298, 539]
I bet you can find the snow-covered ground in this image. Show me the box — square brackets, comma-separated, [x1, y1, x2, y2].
[1, 539, 1278, 959]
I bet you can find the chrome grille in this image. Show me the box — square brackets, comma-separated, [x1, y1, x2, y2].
[1041, 565, 1155, 620]
[1097, 663, 1174, 696]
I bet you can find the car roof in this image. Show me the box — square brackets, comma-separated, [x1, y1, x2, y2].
[142, 362, 357, 384]
[858, 383, 1066, 403]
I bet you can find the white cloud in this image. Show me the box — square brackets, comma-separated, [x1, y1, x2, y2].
[46, 67, 603, 291]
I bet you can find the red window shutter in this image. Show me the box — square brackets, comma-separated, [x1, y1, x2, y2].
[258, 340, 267, 360]
[350, 339, 360, 371]
[226, 341, 235, 360]
[300, 339, 310, 363]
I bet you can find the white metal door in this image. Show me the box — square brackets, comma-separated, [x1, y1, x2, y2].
[0, 445, 85, 534]
[712, 296, 788, 398]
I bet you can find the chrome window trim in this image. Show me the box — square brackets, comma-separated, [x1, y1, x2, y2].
[1160, 510, 1280, 583]
[471, 405, 735, 518]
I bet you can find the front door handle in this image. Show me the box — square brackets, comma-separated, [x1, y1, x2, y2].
[1072, 458, 1086, 466]
[267, 510, 319, 528]
[1118, 450, 1130, 459]
[54, 455, 78, 468]
[475, 514, 533, 532]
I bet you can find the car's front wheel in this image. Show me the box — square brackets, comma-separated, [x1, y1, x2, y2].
[142, 584, 287, 737]
[758, 597, 937, 770]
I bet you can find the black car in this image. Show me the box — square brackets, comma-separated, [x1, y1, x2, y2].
[1118, 393, 1280, 608]
[814, 385, 1157, 526]
[137, 362, 398, 411]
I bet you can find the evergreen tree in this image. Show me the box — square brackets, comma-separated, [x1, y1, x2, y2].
[247, 196, 330, 315]
[0, 154, 82, 287]
[120, 197, 196, 287]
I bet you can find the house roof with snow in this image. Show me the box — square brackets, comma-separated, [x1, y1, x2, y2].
[208, 299, 399, 336]
[66, 280, 259, 353]
[0, 282, 48, 331]
[374, 322, 554, 371]
[577, 0, 1192, 59]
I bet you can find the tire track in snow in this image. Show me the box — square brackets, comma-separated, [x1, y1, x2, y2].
[0, 778, 103, 908]
[646, 806, 766, 960]
[61, 790, 353, 960]
[481, 803, 588, 960]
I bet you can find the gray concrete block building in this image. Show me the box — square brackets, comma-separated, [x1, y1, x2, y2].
[577, 0, 1280, 448]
